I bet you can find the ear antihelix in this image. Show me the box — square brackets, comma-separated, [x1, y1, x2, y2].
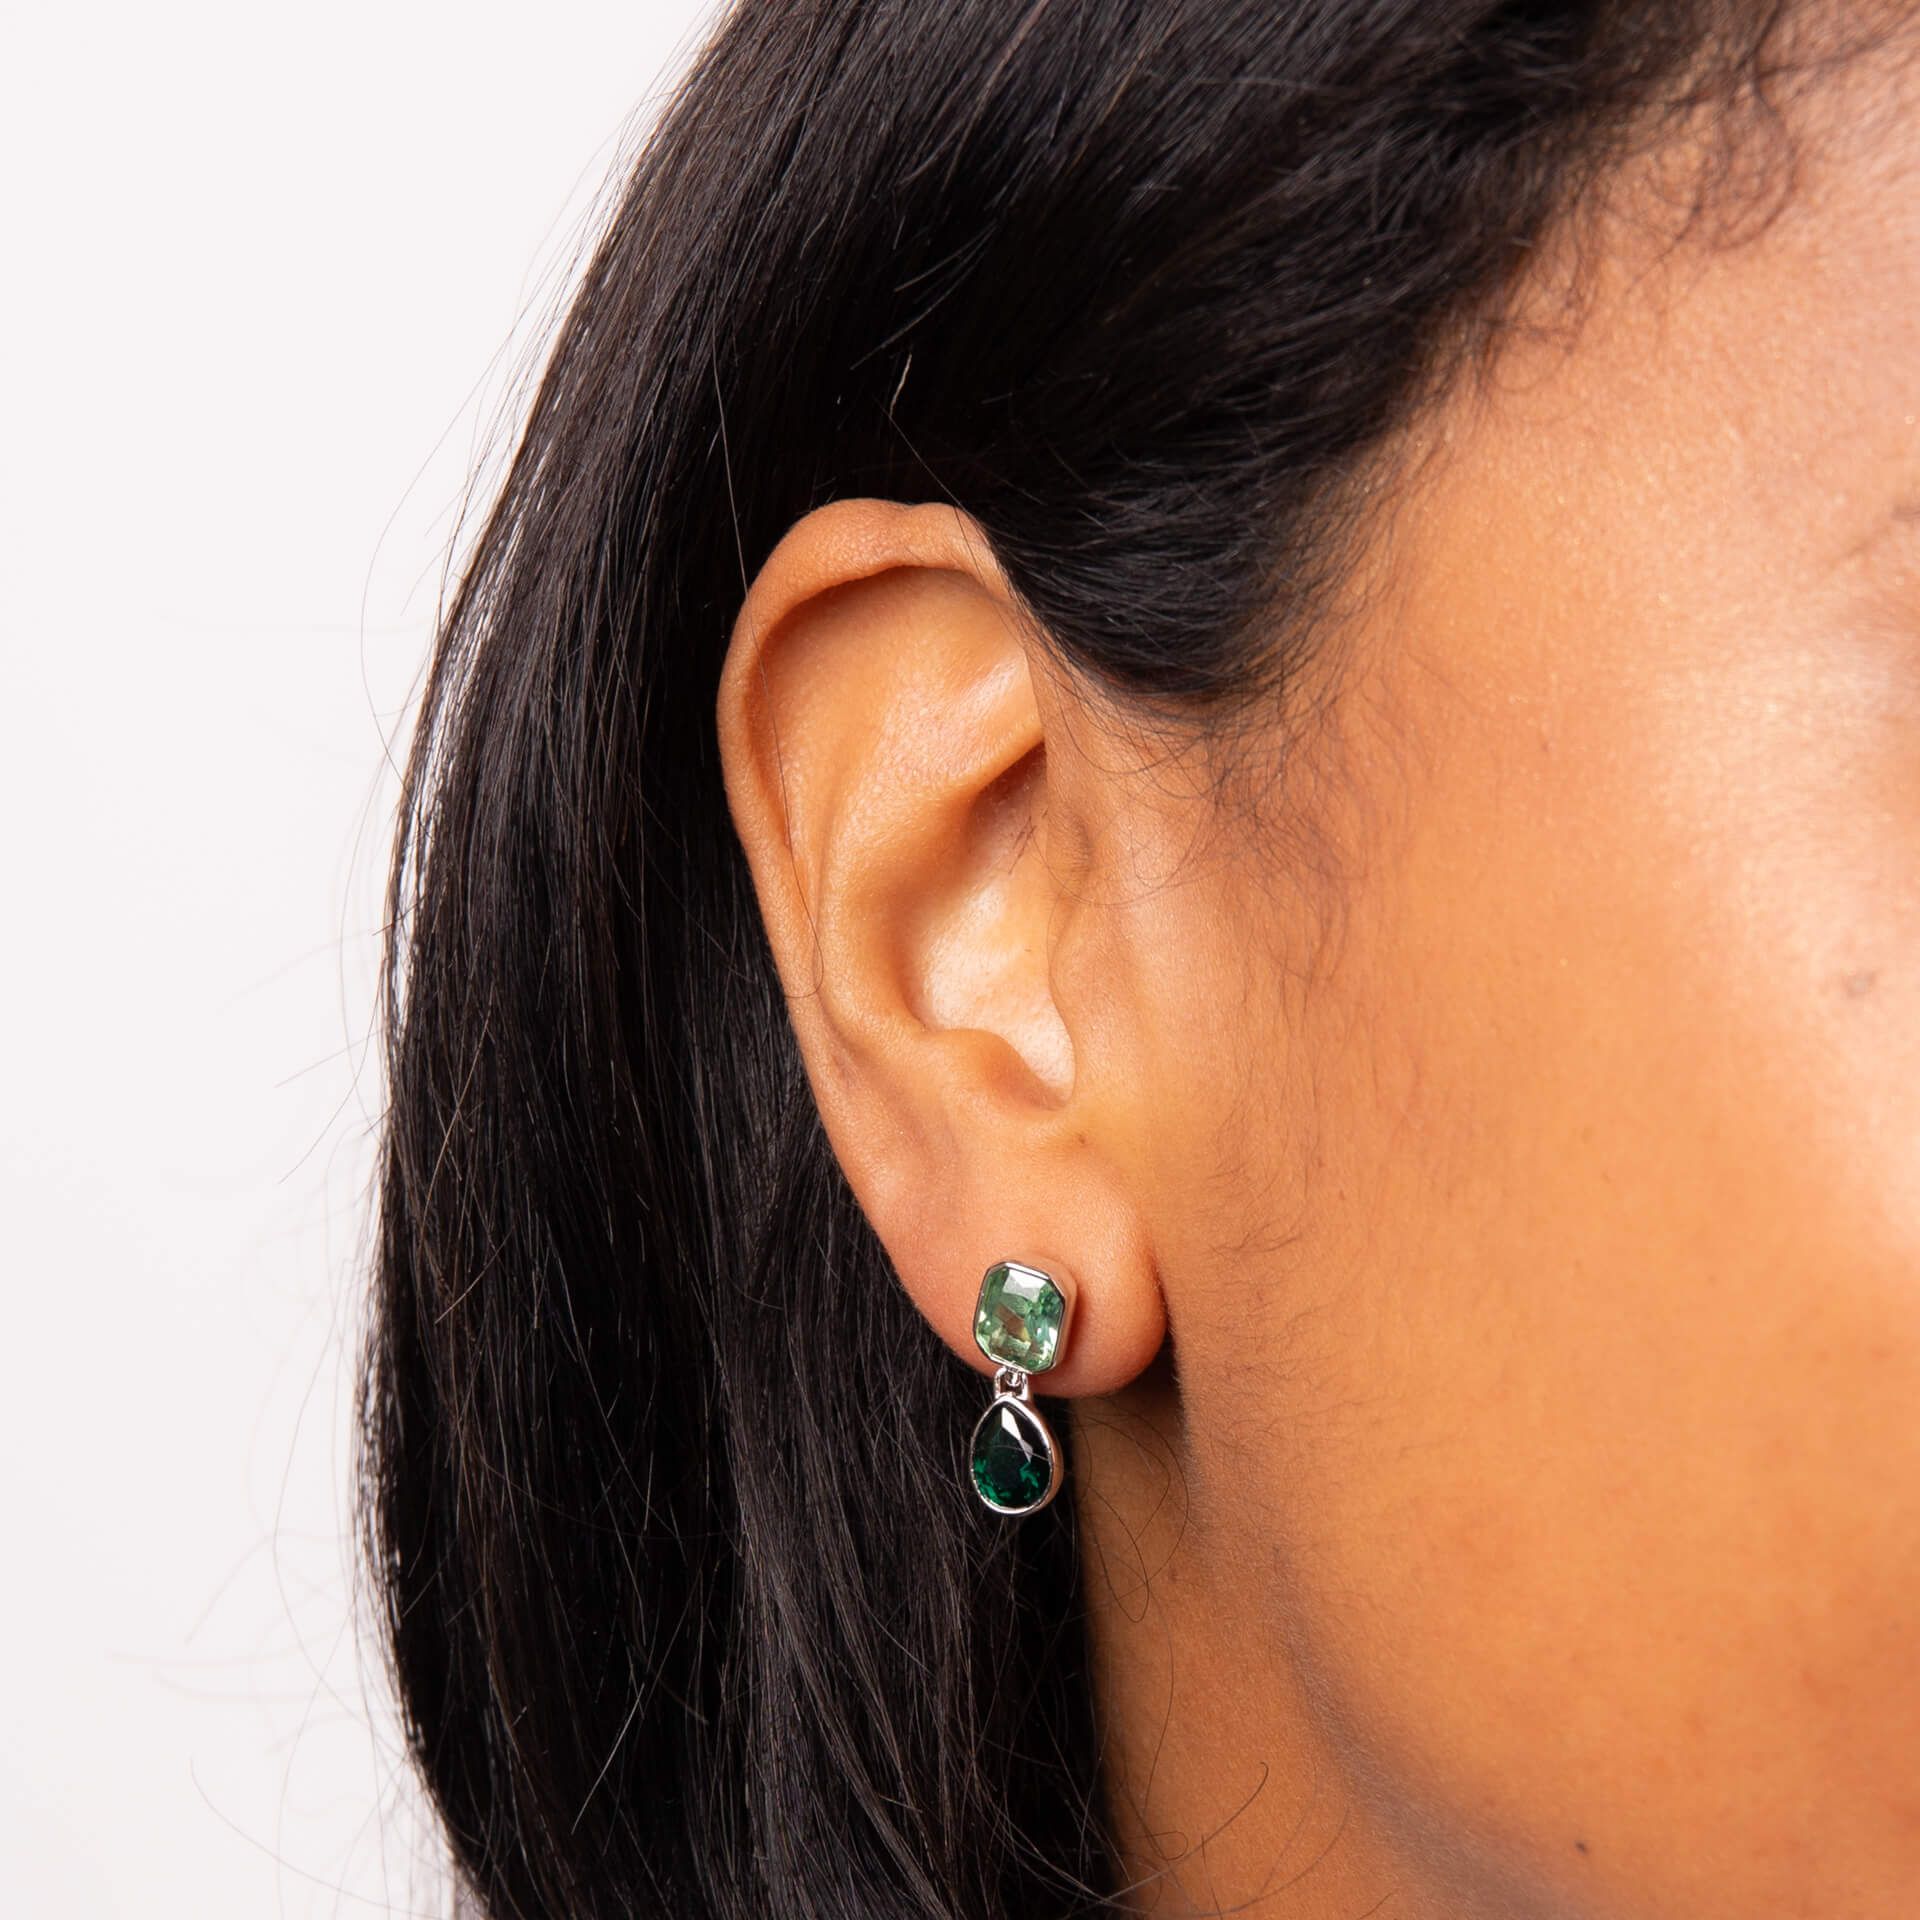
[965, 1258, 1073, 1517]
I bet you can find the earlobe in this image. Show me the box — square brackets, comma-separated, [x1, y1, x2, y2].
[714, 497, 1167, 1402]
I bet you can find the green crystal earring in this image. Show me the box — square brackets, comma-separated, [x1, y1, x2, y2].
[966, 1258, 1072, 1516]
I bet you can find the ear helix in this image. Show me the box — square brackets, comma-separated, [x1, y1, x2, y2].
[965, 1258, 1072, 1516]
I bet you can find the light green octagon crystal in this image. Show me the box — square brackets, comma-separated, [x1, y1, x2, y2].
[973, 1260, 1067, 1373]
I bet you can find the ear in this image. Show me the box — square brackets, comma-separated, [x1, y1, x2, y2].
[715, 497, 1165, 1396]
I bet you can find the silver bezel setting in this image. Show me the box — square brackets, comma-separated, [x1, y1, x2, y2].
[973, 1256, 1073, 1375]
[966, 1367, 1063, 1516]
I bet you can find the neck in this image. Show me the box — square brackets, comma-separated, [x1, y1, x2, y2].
[1068, 1347, 1445, 1919]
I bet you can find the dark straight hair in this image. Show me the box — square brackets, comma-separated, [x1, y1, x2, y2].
[361, 4, 1834, 1915]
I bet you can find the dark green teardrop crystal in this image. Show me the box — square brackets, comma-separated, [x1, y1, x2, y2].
[969, 1397, 1056, 1513]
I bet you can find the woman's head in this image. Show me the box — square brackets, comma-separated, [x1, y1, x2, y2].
[365, 4, 1920, 1916]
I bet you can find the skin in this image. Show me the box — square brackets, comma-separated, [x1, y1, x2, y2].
[714, 32, 1920, 1920]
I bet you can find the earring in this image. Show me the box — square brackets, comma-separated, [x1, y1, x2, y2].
[966, 1258, 1071, 1516]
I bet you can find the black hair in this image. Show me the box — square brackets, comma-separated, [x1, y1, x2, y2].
[360, 4, 1847, 1915]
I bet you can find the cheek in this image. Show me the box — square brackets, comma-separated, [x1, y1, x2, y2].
[1170, 597, 1920, 1915]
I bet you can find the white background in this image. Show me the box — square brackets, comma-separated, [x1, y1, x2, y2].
[1, 4, 716, 1911]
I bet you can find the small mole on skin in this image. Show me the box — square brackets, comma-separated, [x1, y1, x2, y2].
[1843, 970, 1878, 998]
[1574, 1841, 1590, 1856]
